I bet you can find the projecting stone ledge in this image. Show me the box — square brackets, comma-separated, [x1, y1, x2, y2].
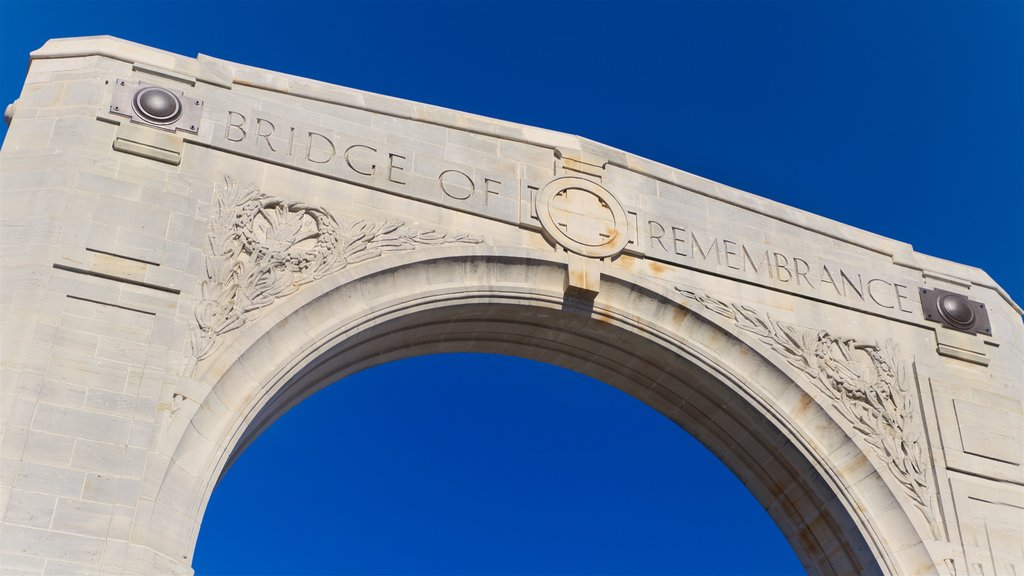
[1, 36, 1021, 576]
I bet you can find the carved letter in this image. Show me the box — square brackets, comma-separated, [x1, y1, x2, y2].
[484, 178, 501, 204]
[306, 132, 336, 164]
[388, 153, 407, 184]
[344, 144, 376, 175]
[255, 118, 276, 152]
[225, 111, 246, 142]
[672, 226, 688, 257]
[723, 240, 741, 270]
[895, 283, 913, 314]
[692, 231, 720, 264]
[773, 252, 792, 282]
[648, 220, 668, 252]
[439, 169, 474, 200]
[820, 265, 841, 295]
[841, 269, 864, 300]
[794, 257, 814, 288]
[743, 247, 771, 278]
[287, 126, 297, 157]
[867, 278, 895, 309]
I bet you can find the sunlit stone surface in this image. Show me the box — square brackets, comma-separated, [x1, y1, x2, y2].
[1, 36, 1021, 575]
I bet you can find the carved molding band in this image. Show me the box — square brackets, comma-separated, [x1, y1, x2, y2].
[185, 177, 482, 374]
[675, 287, 940, 536]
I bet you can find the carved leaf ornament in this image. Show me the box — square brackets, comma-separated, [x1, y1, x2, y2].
[186, 178, 481, 373]
[676, 288, 940, 535]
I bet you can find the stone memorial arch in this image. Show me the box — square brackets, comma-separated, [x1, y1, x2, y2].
[1, 37, 1021, 575]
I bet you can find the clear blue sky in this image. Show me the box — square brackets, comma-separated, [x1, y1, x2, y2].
[2, 1, 1021, 575]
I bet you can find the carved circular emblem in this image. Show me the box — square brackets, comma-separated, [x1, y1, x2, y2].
[536, 176, 629, 258]
[132, 86, 182, 125]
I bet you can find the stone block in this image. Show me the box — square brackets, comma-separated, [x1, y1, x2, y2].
[58, 80, 104, 107]
[71, 439, 127, 476]
[33, 404, 130, 445]
[0, 525, 104, 566]
[51, 497, 114, 539]
[76, 172, 143, 203]
[954, 399, 1022, 465]
[44, 348, 131, 394]
[42, 559, 102, 575]
[83, 389, 137, 417]
[92, 197, 170, 237]
[81, 472, 117, 505]
[14, 462, 85, 498]
[22, 429, 76, 466]
[0, 552, 47, 576]
[1, 117, 56, 151]
[3, 490, 58, 529]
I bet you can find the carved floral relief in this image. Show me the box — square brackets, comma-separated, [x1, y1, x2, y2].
[185, 178, 482, 374]
[676, 287, 941, 536]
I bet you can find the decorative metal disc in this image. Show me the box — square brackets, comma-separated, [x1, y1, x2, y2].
[919, 287, 992, 335]
[131, 86, 183, 125]
[936, 293, 976, 330]
[108, 79, 202, 133]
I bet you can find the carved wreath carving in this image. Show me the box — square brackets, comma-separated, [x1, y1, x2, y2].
[185, 177, 482, 374]
[676, 288, 940, 535]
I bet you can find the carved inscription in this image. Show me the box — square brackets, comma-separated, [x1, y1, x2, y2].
[185, 178, 482, 374]
[208, 106, 922, 320]
[216, 110, 519, 225]
[677, 288, 940, 536]
[647, 219, 916, 316]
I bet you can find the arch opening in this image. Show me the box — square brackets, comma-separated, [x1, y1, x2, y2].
[194, 352, 806, 575]
[155, 253, 909, 576]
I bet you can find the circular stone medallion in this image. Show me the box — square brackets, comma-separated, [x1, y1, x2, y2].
[536, 176, 629, 258]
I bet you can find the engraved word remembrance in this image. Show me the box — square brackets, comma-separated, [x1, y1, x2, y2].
[644, 216, 917, 316]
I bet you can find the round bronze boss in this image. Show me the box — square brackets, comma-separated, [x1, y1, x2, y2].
[132, 86, 182, 125]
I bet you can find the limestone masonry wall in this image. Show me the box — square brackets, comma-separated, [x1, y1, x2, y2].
[1, 37, 1021, 575]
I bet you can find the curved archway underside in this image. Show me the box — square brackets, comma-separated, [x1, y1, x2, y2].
[218, 270, 885, 576]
